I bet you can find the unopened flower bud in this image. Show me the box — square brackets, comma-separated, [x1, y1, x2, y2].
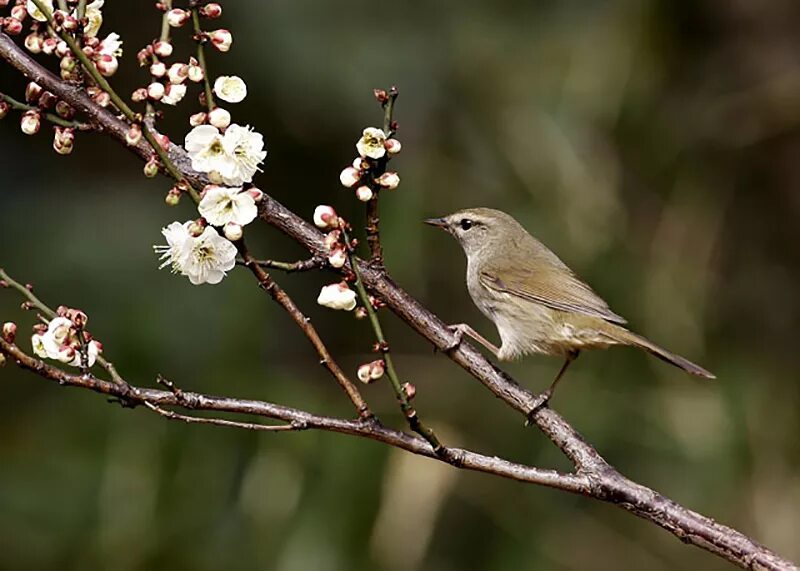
[55, 101, 74, 119]
[65, 308, 87, 327]
[207, 107, 230, 129]
[95, 54, 118, 77]
[317, 282, 357, 311]
[39, 91, 57, 109]
[328, 246, 347, 268]
[376, 171, 400, 190]
[25, 81, 42, 103]
[42, 37, 57, 55]
[354, 307, 368, 320]
[131, 87, 148, 103]
[24, 33, 43, 53]
[339, 166, 361, 188]
[402, 382, 416, 400]
[56, 41, 69, 58]
[143, 157, 160, 177]
[384, 138, 402, 154]
[223, 222, 243, 241]
[357, 363, 371, 383]
[150, 61, 166, 78]
[200, 3, 222, 18]
[2, 321, 17, 343]
[373, 89, 388, 103]
[188, 218, 206, 237]
[10, 4, 25, 20]
[154, 133, 170, 150]
[162, 83, 187, 105]
[147, 81, 165, 100]
[208, 29, 232, 52]
[0, 353, 5, 367]
[3, 17, 23, 35]
[352, 157, 369, 170]
[355, 185, 373, 202]
[53, 126, 75, 155]
[246, 187, 263, 202]
[0, 101, 8, 119]
[189, 111, 207, 126]
[165, 187, 181, 206]
[323, 230, 341, 250]
[20, 110, 40, 135]
[125, 123, 142, 146]
[187, 61, 204, 82]
[167, 62, 188, 84]
[153, 40, 173, 58]
[166, 8, 189, 27]
[313, 205, 339, 230]
[92, 90, 110, 107]
[136, 46, 152, 66]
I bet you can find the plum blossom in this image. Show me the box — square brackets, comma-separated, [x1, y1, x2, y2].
[213, 76, 247, 103]
[356, 127, 387, 159]
[83, 0, 104, 36]
[32, 316, 102, 367]
[162, 83, 187, 106]
[26, 0, 53, 22]
[198, 185, 258, 227]
[154, 221, 237, 285]
[219, 124, 266, 185]
[185, 124, 227, 173]
[317, 282, 357, 311]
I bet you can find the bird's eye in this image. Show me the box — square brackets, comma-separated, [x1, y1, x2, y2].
[459, 219, 474, 231]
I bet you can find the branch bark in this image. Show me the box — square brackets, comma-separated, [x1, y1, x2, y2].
[0, 30, 795, 571]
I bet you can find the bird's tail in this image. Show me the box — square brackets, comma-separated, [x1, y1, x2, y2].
[603, 324, 716, 379]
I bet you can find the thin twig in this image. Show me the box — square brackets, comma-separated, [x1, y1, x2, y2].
[145, 0, 172, 119]
[190, 4, 216, 113]
[237, 243, 373, 419]
[0, 92, 90, 129]
[235, 256, 325, 273]
[143, 401, 306, 432]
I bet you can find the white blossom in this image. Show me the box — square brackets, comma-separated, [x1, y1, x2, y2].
[213, 75, 247, 103]
[355, 185, 373, 202]
[27, 0, 53, 22]
[198, 185, 257, 227]
[83, 0, 104, 37]
[33, 316, 101, 367]
[219, 124, 266, 186]
[154, 221, 237, 285]
[98, 32, 122, 56]
[162, 83, 187, 106]
[185, 124, 228, 174]
[356, 127, 387, 159]
[317, 282, 357, 311]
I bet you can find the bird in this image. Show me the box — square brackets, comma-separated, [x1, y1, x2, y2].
[425, 207, 715, 406]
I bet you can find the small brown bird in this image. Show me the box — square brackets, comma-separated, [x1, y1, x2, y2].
[426, 208, 714, 404]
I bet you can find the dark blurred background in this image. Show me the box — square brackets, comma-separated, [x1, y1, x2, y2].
[2, 1, 800, 569]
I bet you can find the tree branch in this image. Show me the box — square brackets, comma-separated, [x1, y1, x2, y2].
[0, 30, 795, 570]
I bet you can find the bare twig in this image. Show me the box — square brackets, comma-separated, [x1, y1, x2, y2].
[235, 256, 325, 273]
[0, 92, 90, 129]
[0, 31, 795, 570]
[236, 243, 372, 419]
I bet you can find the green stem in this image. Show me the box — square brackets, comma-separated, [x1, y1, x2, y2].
[76, 0, 87, 20]
[191, 8, 216, 112]
[146, 0, 172, 119]
[28, 0, 200, 204]
[341, 229, 445, 453]
[0, 92, 89, 129]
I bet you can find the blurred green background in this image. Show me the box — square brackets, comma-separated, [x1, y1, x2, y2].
[2, 1, 799, 569]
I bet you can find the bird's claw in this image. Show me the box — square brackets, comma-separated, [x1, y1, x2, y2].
[524, 390, 552, 426]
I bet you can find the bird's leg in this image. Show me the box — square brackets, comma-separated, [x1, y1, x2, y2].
[446, 323, 501, 357]
[526, 350, 580, 423]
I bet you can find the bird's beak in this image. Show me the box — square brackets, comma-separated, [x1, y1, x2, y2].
[424, 217, 448, 229]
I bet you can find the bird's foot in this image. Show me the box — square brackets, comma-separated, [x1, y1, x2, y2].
[524, 389, 552, 426]
[443, 323, 468, 352]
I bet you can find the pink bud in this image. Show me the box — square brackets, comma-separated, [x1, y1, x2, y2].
[10, 5, 25, 20]
[166, 8, 189, 27]
[376, 171, 400, 190]
[246, 187, 264, 202]
[384, 138, 402, 154]
[339, 166, 361, 188]
[95, 54, 118, 77]
[153, 40, 173, 58]
[24, 33, 43, 53]
[189, 112, 207, 126]
[2, 322, 17, 343]
[402, 382, 416, 400]
[24, 83, 42, 105]
[20, 110, 40, 135]
[0, 101, 8, 119]
[147, 82, 165, 100]
[187, 62, 204, 82]
[167, 62, 188, 84]
[53, 126, 75, 155]
[200, 3, 222, 18]
[313, 205, 339, 230]
[323, 230, 341, 250]
[131, 88, 148, 102]
[208, 107, 230, 129]
[3, 18, 23, 36]
[327, 246, 347, 268]
[125, 123, 142, 146]
[42, 38, 57, 55]
[143, 157, 160, 177]
[150, 61, 166, 78]
[208, 29, 232, 52]
[223, 222, 243, 241]
[355, 185, 373, 202]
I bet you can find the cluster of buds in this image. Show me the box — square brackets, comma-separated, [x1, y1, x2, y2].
[31, 307, 103, 368]
[357, 359, 385, 384]
[313, 206, 350, 269]
[339, 124, 402, 202]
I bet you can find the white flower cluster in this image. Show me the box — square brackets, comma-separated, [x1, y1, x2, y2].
[338, 127, 401, 202]
[185, 122, 266, 186]
[154, 220, 237, 285]
[31, 315, 102, 368]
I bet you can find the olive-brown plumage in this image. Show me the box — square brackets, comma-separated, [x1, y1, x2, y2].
[426, 208, 714, 402]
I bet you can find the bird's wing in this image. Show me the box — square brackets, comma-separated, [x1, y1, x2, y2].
[479, 264, 628, 325]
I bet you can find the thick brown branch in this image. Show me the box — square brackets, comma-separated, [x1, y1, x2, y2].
[0, 338, 587, 493]
[0, 32, 795, 570]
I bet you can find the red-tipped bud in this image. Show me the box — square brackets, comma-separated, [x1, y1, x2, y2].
[189, 112, 207, 126]
[187, 218, 206, 237]
[3, 18, 23, 36]
[208, 29, 232, 52]
[354, 307, 368, 320]
[376, 171, 400, 190]
[42, 38, 58, 55]
[313, 205, 339, 230]
[339, 166, 361, 188]
[10, 5, 26, 20]
[153, 40, 173, 58]
[166, 8, 189, 27]
[147, 82, 165, 101]
[56, 41, 70, 58]
[2, 321, 17, 343]
[167, 62, 188, 84]
[65, 308, 87, 328]
[199, 3, 222, 18]
[165, 187, 182, 206]
[402, 382, 416, 400]
[384, 138, 402, 154]
[125, 123, 142, 146]
[95, 54, 118, 77]
[0, 101, 9, 119]
[92, 89, 110, 107]
[187, 61, 204, 82]
[20, 110, 41, 135]
[24, 33, 44, 53]
[246, 187, 264, 202]
[373, 89, 388, 103]
[137, 46, 152, 66]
